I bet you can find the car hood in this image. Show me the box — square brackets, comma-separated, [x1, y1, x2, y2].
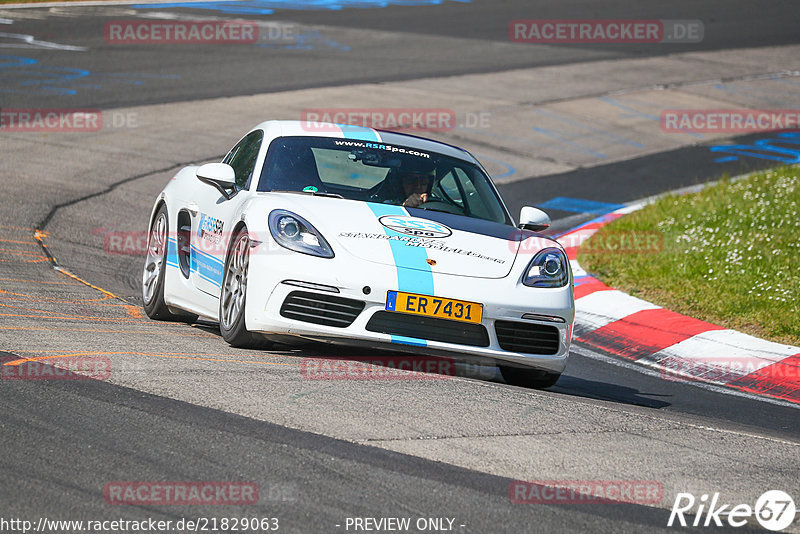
[264, 194, 527, 279]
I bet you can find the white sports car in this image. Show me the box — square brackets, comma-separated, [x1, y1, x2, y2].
[143, 121, 574, 387]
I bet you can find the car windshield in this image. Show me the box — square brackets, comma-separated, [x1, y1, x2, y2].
[256, 136, 511, 225]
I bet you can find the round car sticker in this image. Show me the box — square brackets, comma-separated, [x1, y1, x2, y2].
[378, 215, 452, 238]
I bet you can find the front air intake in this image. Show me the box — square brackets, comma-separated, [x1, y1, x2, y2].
[280, 291, 365, 328]
[495, 320, 560, 355]
[366, 311, 490, 347]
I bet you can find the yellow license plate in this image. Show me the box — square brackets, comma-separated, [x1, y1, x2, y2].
[385, 291, 483, 324]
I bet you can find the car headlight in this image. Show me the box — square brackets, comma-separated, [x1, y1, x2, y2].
[523, 247, 569, 287]
[268, 210, 334, 258]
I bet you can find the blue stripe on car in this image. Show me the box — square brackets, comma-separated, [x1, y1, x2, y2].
[166, 238, 179, 267]
[335, 124, 381, 142]
[190, 245, 224, 287]
[333, 125, 434, 347]
[389, 335, 427, 347]
[367, 203, 435, 347]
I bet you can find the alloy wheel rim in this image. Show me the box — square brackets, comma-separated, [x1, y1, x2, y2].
[221, 233, 249, 330]
[142, 213, 166, 304]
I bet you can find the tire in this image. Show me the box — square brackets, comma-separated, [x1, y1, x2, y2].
[499, 365, 561, 389]
[219, 225, 271, 349]
[142, 205, 198, 322]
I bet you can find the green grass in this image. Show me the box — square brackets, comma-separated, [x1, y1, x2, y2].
[578, 166, 800, 346]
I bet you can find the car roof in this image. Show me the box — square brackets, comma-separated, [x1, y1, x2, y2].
[251, 120, 478, 164]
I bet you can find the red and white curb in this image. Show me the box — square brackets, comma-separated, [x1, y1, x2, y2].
[557, 205, 800, 405]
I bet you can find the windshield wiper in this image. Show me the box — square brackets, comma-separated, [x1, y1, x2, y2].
[270, 190, 344, 199]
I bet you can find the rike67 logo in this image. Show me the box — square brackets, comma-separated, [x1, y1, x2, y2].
[668, 490, 796, 531]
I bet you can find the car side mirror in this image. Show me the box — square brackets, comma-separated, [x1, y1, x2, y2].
[518, 206, 551, 232]
[197, 163, 236, 200]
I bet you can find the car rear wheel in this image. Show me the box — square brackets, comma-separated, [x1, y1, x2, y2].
[142, 205, 197, 323]
[499, 365, 561, 389]
[219, 225, 272, 349]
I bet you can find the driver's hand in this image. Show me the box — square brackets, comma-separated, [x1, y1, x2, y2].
[403, 193, 428, 208]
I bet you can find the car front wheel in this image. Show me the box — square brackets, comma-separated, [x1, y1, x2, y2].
[219, 225, 271, 349]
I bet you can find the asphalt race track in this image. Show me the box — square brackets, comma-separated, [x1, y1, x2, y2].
[1, 1, 799, 533]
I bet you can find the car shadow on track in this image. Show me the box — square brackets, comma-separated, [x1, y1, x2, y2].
[550, 375, 672, 409]
[190, 320, 504, 382]
[188, 322, 671, 408]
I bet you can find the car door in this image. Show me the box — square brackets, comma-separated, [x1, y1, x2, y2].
[189, 130, 264, 297]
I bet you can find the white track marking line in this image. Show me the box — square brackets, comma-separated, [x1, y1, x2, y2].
[0, 31, 86, 50]
[0, 0, 232, 8]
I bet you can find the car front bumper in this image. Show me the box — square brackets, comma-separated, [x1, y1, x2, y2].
[244, 243, 574, 375]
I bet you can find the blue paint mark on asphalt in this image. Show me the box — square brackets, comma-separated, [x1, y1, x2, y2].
[771, 76, 800, 87]
[553, 211, 622, 240]
[472, 153, 515, 180]
[130, 0, 470, 16]
[599, 96, 660, 121]
[532, 126, 607, 158]
[0, 56, 88, 95]
[458, 126, 583, 155]
[458, 125, 610, 163]
[0, 55, 36, 68]
[257, 29, 350, 51]
[600, 96, 705, 140]
[712, 82, 792, 108]
[535, 109, 644, 149]
[539, 197, 624, 215]
[457, 127, 537, 146]
[0, 54, 174, 96]
[710, 132, 800, 164]
[461, 107, 646, 163]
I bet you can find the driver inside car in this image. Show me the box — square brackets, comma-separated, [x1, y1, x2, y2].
[372, 162, 436, 208]
[399, 170, 434, 207]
